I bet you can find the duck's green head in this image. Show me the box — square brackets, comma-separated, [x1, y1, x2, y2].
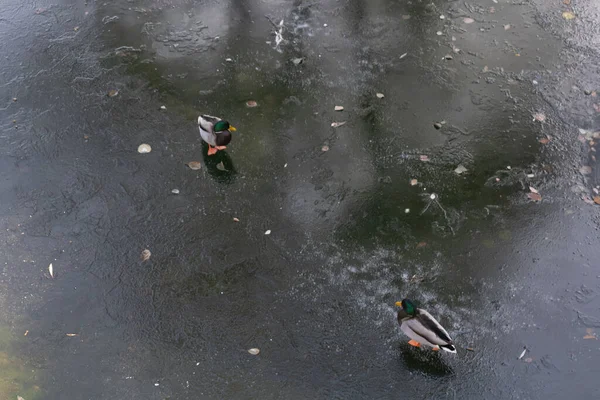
[395, 298, 416, 316]
[214, 120, 237, 133]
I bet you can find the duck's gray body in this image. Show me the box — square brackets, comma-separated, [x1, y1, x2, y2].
[398, 308, 457, 353]
[198, 114, 231, 147]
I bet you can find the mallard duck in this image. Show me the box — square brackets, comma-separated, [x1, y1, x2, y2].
[395, 298, 456, 353]
[198, 115, 237, 156]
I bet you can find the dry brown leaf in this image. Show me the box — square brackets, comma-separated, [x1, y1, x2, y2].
[141, 249, 151, 261]
[248, 348, 260, 355]
[562, 11, 575, 20]
[410, 179, 418, 186]
[187, 161, 202, 170]
[527, 192, 542, 202]
[233, 217, 240, 222]
[24, 330, 29, 336]
[563, 0, 571, 4]
[108, 89, 119, 97]
[529, 186, 539, 194]
[321, 145, 330, 152]
[246, 100, 258, 108]
[66, 333, 78, 337]
[331, 121, 346, 128]
[466, 347, 475, 352]
[594, 196, 600, 205]
[539, 138, 550, 144]
[583, 334, 597, 339]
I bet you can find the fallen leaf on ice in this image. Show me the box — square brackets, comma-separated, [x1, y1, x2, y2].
[331, 121, 346, 128]
[171, 189, 180, 194]
[376, 93, 385, 99]
[187, 161, 202, 170]
[66, 333, 78, 337]
[321, 145, 330, 152]
[539, 137, 550, 144]
[593, 196, 600, 205]
[49, 263, 54, 278]
[410, 179, 418, 186]
[137, 144, 152, 153]
[24, 330, 29, 336]
[454, 165, 468, 174]
[416, 242, 427, 248]
[579, 166, 592, 175]
[141, 249, 151, 261]
[108, 89, 119, 97]
[518, 348, 527, 359]
[529, 186, 539, 194]
[246, 100, 258, 108]
[264, 230, 271, 235]
[334, 106, 344, 111]
[248, 348, 260, 355]
[583, 328, 597, 339]
[420, 155, 430, 162]
[563, 0, 571, 4]
[533, 113, 546, 122]
[463, 17, 475, 24]
[562, 11, 575, 20]
[523, 357, 533, 363]
[527, 192, 542, 202]
[18, 397, 25, 400]
[504, 24, 511, 30]
[233, 217, 240, 222]
[216, 161, 227, 171]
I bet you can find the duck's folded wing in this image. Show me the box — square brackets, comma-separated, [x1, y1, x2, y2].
[200, 115, 221, 124]
[407, 310, 453, 346]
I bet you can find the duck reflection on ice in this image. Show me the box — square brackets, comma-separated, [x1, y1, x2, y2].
[202, 145, 237, 184]
[397, 344, 454, 377]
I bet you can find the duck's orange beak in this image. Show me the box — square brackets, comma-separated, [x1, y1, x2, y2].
[395, 301, 402, 307]
[228, 126, 237, 132]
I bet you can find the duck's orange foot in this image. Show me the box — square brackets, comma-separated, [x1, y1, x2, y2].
[432, 346, 440, 351]
[215, 146, 227, 150]
[408, 340, 421, 347]
[207, 146, 218, 156]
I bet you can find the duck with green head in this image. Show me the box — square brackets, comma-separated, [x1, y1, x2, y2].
[198, 114, 237, 156]
[395, 298, 456, 353]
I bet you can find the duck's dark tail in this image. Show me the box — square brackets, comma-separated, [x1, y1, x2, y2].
[440, 344, 457, 353]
